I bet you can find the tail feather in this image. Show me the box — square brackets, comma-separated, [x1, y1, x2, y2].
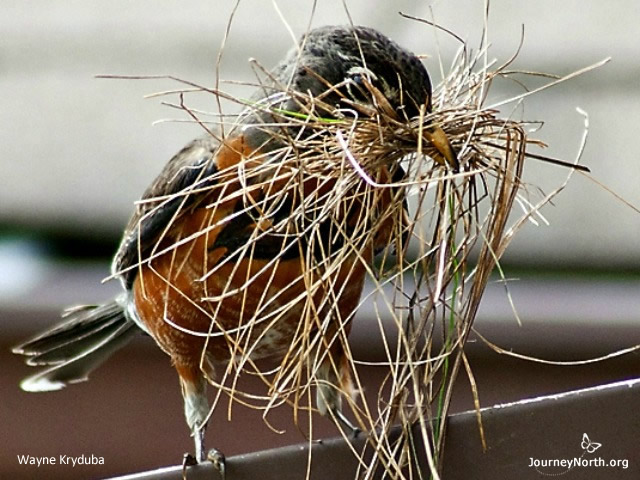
[15, 301, 126, 365]
[12, 298, 138, 392]
[25, 316, 129, 367]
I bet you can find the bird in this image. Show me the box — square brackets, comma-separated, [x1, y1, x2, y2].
[13, 24, 456, 469]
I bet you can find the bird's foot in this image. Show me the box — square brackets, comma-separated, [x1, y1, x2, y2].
[182, 453, 198, 480]
[181, 449, 225, 480]
[334, 408, 363, 441]
[207, 448, 226, 480]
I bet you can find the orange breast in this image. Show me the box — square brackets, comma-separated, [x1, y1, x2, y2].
[132, 206, 368, 366]
[131, 136, 393, 369]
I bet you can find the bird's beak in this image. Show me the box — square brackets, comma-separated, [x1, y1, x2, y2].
[423, 125, 458, 170]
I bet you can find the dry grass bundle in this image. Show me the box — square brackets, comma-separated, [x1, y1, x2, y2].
[109, 15, 602, 480]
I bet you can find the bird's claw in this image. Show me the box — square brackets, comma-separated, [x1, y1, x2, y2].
[182, 449, 225, 480]
[334, 408, 363, 440]
[182, 453, 198, 480]
[207, 448, 226, 480]
[349, 426, 362, 441]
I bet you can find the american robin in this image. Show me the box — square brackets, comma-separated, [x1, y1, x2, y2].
[13, 25, 456, 466]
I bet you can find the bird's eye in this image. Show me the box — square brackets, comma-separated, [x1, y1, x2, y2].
[346, 66, 377, 85]
[345, 67, 377, 103]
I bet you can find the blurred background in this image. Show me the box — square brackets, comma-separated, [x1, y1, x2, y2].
[2, 1, 639, 478]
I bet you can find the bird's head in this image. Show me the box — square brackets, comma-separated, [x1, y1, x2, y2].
[286, 26, 432, 118]
[252, 25, 457, 168]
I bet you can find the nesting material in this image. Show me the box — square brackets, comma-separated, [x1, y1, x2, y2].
[114, 20, 599, 479]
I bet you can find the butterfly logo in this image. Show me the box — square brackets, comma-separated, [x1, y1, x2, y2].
[581, 433, 602, 454]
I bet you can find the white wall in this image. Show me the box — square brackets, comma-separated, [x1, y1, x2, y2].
[1, 0, 638, 267]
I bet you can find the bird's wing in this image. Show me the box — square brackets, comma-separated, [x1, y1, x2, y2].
[112, 135, 220, 288]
